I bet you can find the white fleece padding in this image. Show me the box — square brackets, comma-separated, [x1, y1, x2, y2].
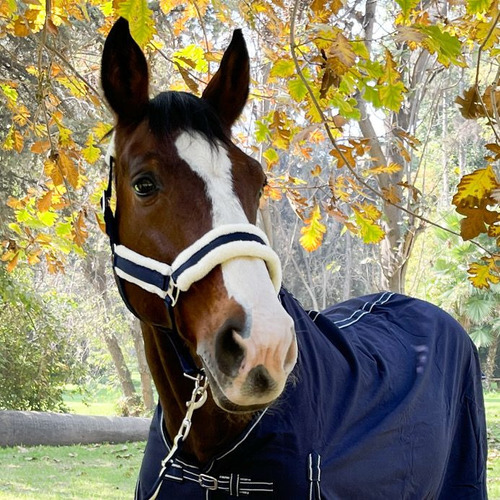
[169, 223, 270, 269]
[113, 224, 282, 299]
[174, 240, 282, 293]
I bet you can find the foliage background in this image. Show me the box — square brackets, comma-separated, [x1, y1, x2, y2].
[0, 0, 499, 408]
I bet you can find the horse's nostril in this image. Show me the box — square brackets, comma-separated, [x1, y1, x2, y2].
[215, 326, 246, 378]
[246, 365, 276, 395]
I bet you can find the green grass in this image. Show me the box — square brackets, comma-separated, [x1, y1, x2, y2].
[62, 384, 123, 417]
[486, 392, 500, 499]
[0, 392, 499, 498]
[0, 442, 144, 499]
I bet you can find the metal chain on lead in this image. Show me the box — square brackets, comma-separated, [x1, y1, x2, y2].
[158, 371, 208, 473]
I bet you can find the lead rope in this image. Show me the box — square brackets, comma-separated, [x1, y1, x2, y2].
[149, 371, 209, 500]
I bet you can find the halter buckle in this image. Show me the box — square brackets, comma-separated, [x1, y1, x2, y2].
[199, 474, 218, 491]
[165, 278, 181, 307]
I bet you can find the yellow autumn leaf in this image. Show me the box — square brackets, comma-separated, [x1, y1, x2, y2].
[357, 202, 382, 221]
[44, 157, 64, 186]
[363, 162, 403, 176]
[82, 133, 101, 164]
[468, 261, 500, 289]
[58, 151, 80, 189]
[118, 0, 156, 48]
[6, 251, 20, 273]
[37, 190, 53, 213]
[353, 206, 385, 244]
[452, 165, 499, 207]
[300, 204, 326, 252]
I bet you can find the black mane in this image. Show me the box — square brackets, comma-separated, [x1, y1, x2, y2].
[148, 91, 227, 145]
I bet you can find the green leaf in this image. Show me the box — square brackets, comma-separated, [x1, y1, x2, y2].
[464, 294, 494, 323]
[263, 148, 279, 167]
[351, 40, 370, 60]
[466, 0, 493, 14]
[353, 208, 385, 244]
[362, 84, 381, 107]
[330, 94, 361, 119]
[417, 26, 464, 67]
[255, 120, 271, 142]
[38, 211, 58, 227]
[0, 83, 18, 104]
[469, 326, 493, 347]
[288, 77, 308, 102]
[118, 0, 156, 48]
[379, 80, 406, 112]
[55, 221, 72, 237]
[8, 222, 22, 235]
[394, 0, 419, 16]
[173, 45, 208, 73]
[270, 59, 296, 78]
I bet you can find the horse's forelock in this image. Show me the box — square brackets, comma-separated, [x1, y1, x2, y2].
[148, 91, 228, 146]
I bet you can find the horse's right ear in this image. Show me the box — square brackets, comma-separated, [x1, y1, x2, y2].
[101, 18, 149, 125]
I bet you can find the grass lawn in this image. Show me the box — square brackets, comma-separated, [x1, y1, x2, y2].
[0, 442, 144, 499]
[486, 392, 500, 499]
[62, 384, 124, 417]
[0, 391, 499, 498]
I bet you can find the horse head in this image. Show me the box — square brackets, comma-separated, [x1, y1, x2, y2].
[101, 19, 297, 413]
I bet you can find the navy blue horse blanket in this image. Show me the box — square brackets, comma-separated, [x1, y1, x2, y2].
[136, 289, 487, 499]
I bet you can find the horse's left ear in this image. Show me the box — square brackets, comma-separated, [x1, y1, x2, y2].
[202, 29, 250, 131]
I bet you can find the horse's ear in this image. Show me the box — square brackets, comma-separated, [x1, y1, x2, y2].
[202, 29, 250, 131]
[101, 18, 149, 125]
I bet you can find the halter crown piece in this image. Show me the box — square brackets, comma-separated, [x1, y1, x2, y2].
[101, 136, 282, 355]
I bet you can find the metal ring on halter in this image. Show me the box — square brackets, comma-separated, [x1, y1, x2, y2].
[165, 278, 181, 308]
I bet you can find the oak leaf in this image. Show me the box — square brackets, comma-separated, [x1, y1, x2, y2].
[72, 211, 88, 247]
[37, 190, 53, 213]
[382, 185, 402, 204]
[364, 162, 403, 176]
[58, 151, 80, 189]
[468, 260, 500, 289]
[82, 134, 101, 164]
[300, 204, 326, 252]
[352, 206, 385, 244]
[456, 205, 499, 240]
[455, 86, 482, 119]
[118, 0, 156, 47]
[452, 165, 499, 207]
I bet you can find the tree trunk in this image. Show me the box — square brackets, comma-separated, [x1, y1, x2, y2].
[342, 232, 352, 300]
[484, 335, 499, 391]
[0, 410, 150, 446]
[103, 332, 141, 415]
[131, 319, 155, 411]
[441, 87, 449, 207]
[83, 252, 141, 415]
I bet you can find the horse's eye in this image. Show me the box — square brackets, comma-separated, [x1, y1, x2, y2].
[133, 176, 157, 197]
[259, 178, 268, 199]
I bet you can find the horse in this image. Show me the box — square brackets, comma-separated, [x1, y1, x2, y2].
[100, 18, 487, 499]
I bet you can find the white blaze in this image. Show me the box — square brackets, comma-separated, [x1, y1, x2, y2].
[175, 132, 296, 406]
[175, 131, 273, 306]
[175, 132, 247, 225]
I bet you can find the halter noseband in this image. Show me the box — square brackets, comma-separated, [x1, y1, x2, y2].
[101, 137, 282, 315]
